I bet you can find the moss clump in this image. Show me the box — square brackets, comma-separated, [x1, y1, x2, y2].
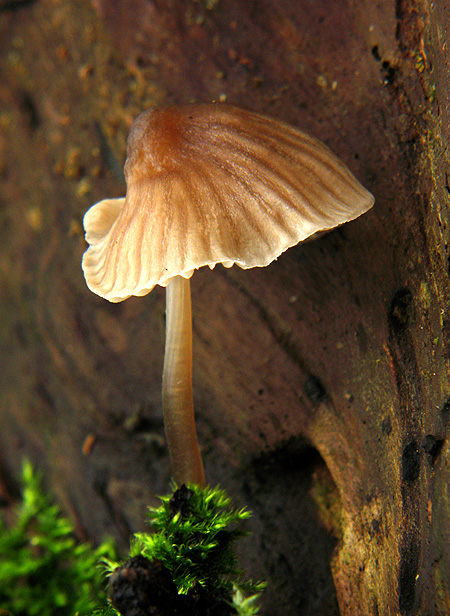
[104, 483, 264, 615]
[0, 460, 116, 616]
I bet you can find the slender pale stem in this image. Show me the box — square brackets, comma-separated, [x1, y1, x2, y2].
[162, 275, 205, 486]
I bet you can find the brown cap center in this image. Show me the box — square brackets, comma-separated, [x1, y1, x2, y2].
[125, 107, 191, 181]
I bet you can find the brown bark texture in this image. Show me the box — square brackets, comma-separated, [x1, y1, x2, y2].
[0, 0, 449, 614]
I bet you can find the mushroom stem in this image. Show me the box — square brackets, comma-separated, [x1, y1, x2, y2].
[162, 275, 205, 487]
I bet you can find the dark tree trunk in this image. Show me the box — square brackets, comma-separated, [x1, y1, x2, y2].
[0, 1, 448, 614]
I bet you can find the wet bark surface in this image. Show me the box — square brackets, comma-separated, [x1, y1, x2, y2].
[0, 1, 449, 614]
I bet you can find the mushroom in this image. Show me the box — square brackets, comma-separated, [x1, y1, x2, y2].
[82, 103, 374, 487]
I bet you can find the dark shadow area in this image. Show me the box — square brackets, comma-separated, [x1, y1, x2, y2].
[238, 440, 341, 616]
[0, 0, 37, 13]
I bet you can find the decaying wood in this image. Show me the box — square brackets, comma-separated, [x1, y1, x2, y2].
[0, 0, 449, 614]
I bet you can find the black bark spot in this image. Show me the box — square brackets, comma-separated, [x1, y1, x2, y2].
[422, 435, 444, 465]
[440, 396, 450, 425]
[401, 441, 420, 483]
[388, 288, 414, 333]
[381, 416, 392, 436]
[20, 91, 40, 130]
[371, 45, 381, 61]
[304, 375, 328, 404]
[381, 60, 397, 86]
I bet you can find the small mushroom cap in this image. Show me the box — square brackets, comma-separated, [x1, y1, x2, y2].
[82, 103, 374, 302]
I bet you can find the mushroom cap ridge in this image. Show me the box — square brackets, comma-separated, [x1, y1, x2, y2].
[82, 103, 374, 303]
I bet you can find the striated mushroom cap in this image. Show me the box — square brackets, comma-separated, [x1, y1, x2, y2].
[82, 103, 374, 302]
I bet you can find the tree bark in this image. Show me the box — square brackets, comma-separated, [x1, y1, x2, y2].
[0, 0, 448, 614]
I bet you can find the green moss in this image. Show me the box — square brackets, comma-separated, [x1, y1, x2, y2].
[0, 460, 116, 616]
[0, 463, 263, 615]
[103, 483, 265, 614]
